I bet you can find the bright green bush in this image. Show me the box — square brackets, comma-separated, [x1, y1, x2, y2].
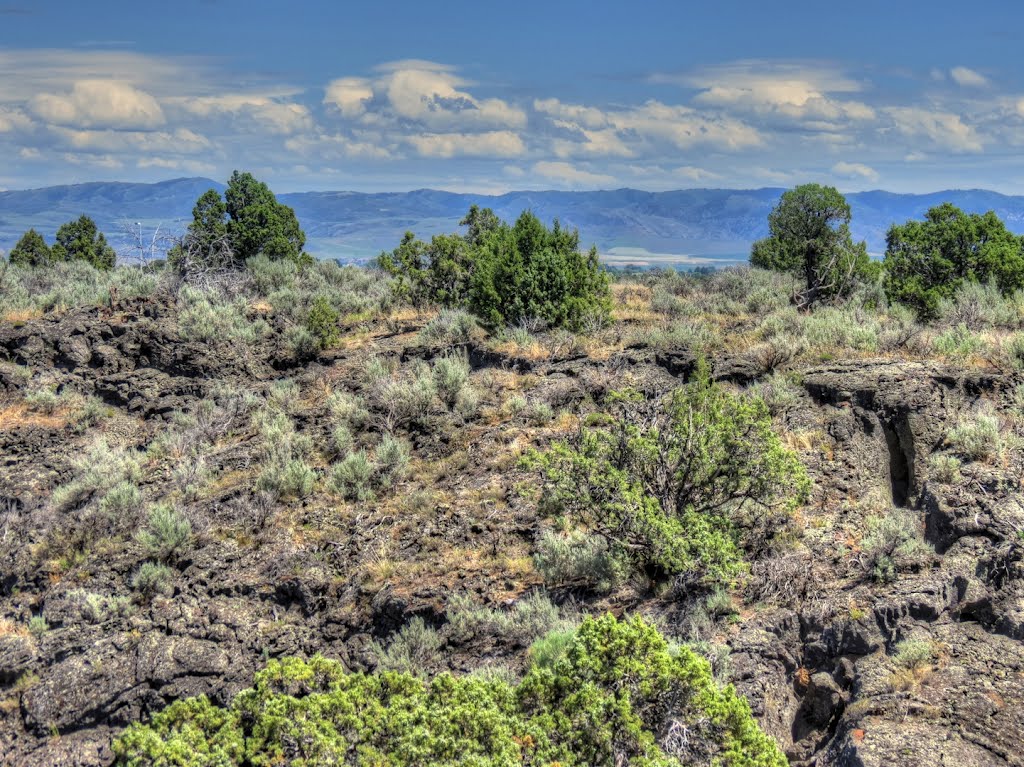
[884, 203, 1024, 320]
[431, 351, 470, 408]
[530, 364, 810, 588]
[113, 614, 786, 767]
[305, 294, 340, 349]
[378, 207, 611, 331]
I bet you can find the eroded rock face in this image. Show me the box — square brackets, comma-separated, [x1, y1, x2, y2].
[2, 304, 1024, 767]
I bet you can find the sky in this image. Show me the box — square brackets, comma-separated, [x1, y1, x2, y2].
[2, 0, 1024, 194]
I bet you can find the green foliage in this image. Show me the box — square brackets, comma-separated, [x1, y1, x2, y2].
[114, 614, 786, 767]
[378, 207, 612, 331]
[419, 308, 481, 346]
[750, 184, 870, 307]
[137, 504, 193, 563]
[133, 562, 175, 598]
[52, 215, 116, 270]
[927, 453, 962, 484]
[330, 450, 375, 501]
[533, 530, 629, 594]
[946, 408, 1003, 462]
[178, 285, 269, 346]
[304, 294, 340, 349]
[99, 481, 143, 520]
[9, 228, 52, 267]
[447, 591, 565, 645]
[893, 640, 933, 671]
[375, 433, 411, 485]
[884, 203, 1024, 320]
[172, 171, 310, 273]
[0, 260, 159, 316]
[431, 350, 470, 408]
[861, 510, 930, 583]
[370, 616, 444, 676]
[531, 365, 810, 588]
[225, 171, 308, 266]
[931, 323, 986, 359]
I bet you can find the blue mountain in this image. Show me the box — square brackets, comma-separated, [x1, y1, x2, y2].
[3, 178, 1024, 267]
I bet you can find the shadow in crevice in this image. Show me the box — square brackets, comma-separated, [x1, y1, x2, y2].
[881, 420, 912, 507]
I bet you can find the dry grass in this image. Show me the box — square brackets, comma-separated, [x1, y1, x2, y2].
[0, 618, 29, 638]
[0, 403, 69, 431]
[1, 308, 43, 323]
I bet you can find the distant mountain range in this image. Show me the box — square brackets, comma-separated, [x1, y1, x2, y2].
[3, 178, 1024, 267]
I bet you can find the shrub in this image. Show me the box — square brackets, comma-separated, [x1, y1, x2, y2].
[378, 207, 612, 331]
[25, 387, 60, 413]
[51, 437, 142, 512]
[432, 351, 470, 408]
[937, 280, 1020, 331]
[1004, 333, 1024, 371]
[327, 390, 370, 429]
[946, 409, 1003, 462]
[419, 308, 480, 346]
[305, 294, 340, 349]
[113, 614, 787, 767]
[749, 372, 802, 416]
[178, 285, 268, 346]
[530, 364, 810, 588]
[137, 504, 193, 563]
[528, 399, 554, 426]
[99, 481, 142, 520]
[527, 627, 576, 670]
[330, 450, 375, 501]
[284, 325, 319, 360]
[133, 562, 175, 598]
[861, 510, 930, 582]
[28, 616, 48, 638]
[893, 639, 933, 670]
[533, 530, 629, 594]
[370, 616, 443, 676]
[885, 204, 1024, 320]
[447, 591, 564, 645]
[375, 434, 410, 486]
[931, 324, 986, 359]
[928, 453, 962, 484]
[258, 458, 315, 500]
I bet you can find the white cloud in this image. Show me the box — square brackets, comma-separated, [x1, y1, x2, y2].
[323, 77, 374, 117]
[534, 98, 608, 129]
[886, 107, 983, 152]
[324, 61, 526, 132]
[52, 126, 210, 154]
[137, 157, 217, 174]
[18, 147, 41, 159]
[407, 130, 525, 158]
[0, 107, 32, 132]
[284, 132, 394, 160]
[30, 80, 165, 129]
[950, 66, 988, 88]
[832, 161, 879, 181]
[610, 100, 763, 151]
[551, 122, 634, 158]
[178, 95, 313, 134]
[61, 152, 124, 169]
[677, 60, 875, 127]
[1017, 98, 1024, 118]
[532, 161, 615, 187]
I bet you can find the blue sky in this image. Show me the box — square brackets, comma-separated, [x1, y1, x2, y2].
[2, 0, 1024, 193]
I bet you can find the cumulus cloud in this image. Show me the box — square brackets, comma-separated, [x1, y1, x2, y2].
[323, 77, 374, 117]
[673, 60, 875, 128]
[324, 60, 526, 131]
[832, 161, 879, 181]
[30, 80, 165, 129]
[407, 131, 525, 158]
[532, 161, 616, 188]
[950, 66, 988, 88]
[0, 106, 32, 132]
[177, 94, 313, 134]
[885, 107, 983, 152]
